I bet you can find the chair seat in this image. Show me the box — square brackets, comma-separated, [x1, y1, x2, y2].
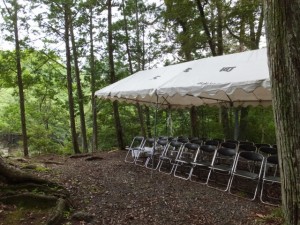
[176, 159, 193, 164]
[233, 169, 260, 179]
[211, 164, 232, 172]
[264, 176, 280, 183]
[191, 161, 211, 167]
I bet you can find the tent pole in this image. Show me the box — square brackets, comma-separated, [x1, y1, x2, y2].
[151, 93, 159, 178]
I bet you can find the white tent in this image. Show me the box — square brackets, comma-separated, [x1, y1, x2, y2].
[95, 48, 271, 108]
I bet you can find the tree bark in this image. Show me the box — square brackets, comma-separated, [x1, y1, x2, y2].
[64, 3, 80, 154]
[190, 106, 199, 137]
[264, 1, 300, 224]
[195, 0, 217, 56]
[70, 15, 88, 152]
[108, 0, 124, 149]
[122, 0, 146, 137]
[238, 107, 249, 140]
[12, 0, 29, 157]
[89, 6, 98, 152]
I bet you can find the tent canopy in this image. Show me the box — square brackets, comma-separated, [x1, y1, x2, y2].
[95, 48, 271, 108]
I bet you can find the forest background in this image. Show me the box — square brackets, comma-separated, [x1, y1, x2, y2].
[0, 0, 274, 155]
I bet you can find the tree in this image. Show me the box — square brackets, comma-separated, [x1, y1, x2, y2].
[1, 0, 29, 156]
[88, 1, 98, 152]
[70, 11, 88, 152]
[108, 0, 124, 149]
[63, 2, 80, 154]
[264, 1, 300, 224]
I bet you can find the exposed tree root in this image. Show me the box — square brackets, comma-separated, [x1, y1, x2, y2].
[69, 153, 91, 159]
[47, 198, 68, 225]
[0, 156, 70, 225]
[85, 156, 103, 161]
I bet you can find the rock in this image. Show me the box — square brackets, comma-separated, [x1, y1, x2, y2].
[71, 211, 94, 223]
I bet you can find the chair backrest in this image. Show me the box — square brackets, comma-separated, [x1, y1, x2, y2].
[130, 136, 145, 148]
[177, 137, 189, 143]
[157, 139, 168, 146]
[239, 151, 264, 162]
[204, 140, 219, 147]
[259, 147, 277, 156]
[191, 139, 203, 146]
[163, 140, 183, 159]
[177, 142, 200, 162]
[217, 147, 237, 157]
[200, 144, 217, 153]
[238, 144, 257, 152]
[220, 142, 237, 150]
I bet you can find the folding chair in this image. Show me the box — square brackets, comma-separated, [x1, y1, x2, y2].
[145, 138, 168, 170]
[135, 138, 155, 166]
[260, 155, 281, 206]
[255, 143, 271, 149]
[259, 146, 277, 156]
[173, 143, 200, 180]
[207, 142, 237, 191]
[238, 144, 257, 153]
[189, 143, 217, 184]
[124, 136, 145, 163]
[158, 140, 183, 174]
[229, 151, 264, 201]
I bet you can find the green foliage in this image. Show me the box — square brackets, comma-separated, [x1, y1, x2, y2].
[27, 124, 62, 154]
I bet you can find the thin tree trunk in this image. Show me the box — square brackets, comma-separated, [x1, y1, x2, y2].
[239, 107, 249, 140]
[64, 3, 80, 154]
[190, 106, 198, 137]
[264, 2, 300, 224]
[145, 106, 152, 138]
[122, 0, 146, 137]
[108, 0, 124, 149]
[70, 16, 88, 152]
[216, 0, 223, 55]
[221, 106, 230, 140]
[89, 6, 98, 152]
[12, 0, 28, 157]
[195, 0, 217, 56]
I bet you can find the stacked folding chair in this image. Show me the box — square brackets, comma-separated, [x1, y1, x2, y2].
[124, 136, 145, 163]
[206, 142, 237, 191]
[158, 140, 183, 174]
[189, 140, 218, 184]
[173, 142, 200, 180]
[260, 155, 281, 205]
[229, 151, 264, 200]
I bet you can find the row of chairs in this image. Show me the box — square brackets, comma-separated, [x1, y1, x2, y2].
[125, 136, 281, 206]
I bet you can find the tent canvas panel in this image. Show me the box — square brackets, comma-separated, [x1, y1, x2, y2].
[95, 48, 271, 108]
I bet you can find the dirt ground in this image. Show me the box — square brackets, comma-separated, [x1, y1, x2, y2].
[0, 150, 282, 225]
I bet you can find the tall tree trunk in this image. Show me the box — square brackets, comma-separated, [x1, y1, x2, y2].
[238, 107, 249, 140]
[190, 106, 198, 137]
[11, 0, 28, 157]
[264, 2, 300, 224]
[216, 0, 223, 55]
[70, 16, 88, 152]
[64, 3, 80, 154]
[89, 6, 98, 152]
[195, 0, 217, 56]
[122, 0, 146, 137]
[221, 106, 230, 140]
[145, 106, 152, 138]
[135, 0, 141, 70]
[108, 0, 124, 149]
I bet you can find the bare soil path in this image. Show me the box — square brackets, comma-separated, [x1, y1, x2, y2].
[1, 150, 281, 225]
